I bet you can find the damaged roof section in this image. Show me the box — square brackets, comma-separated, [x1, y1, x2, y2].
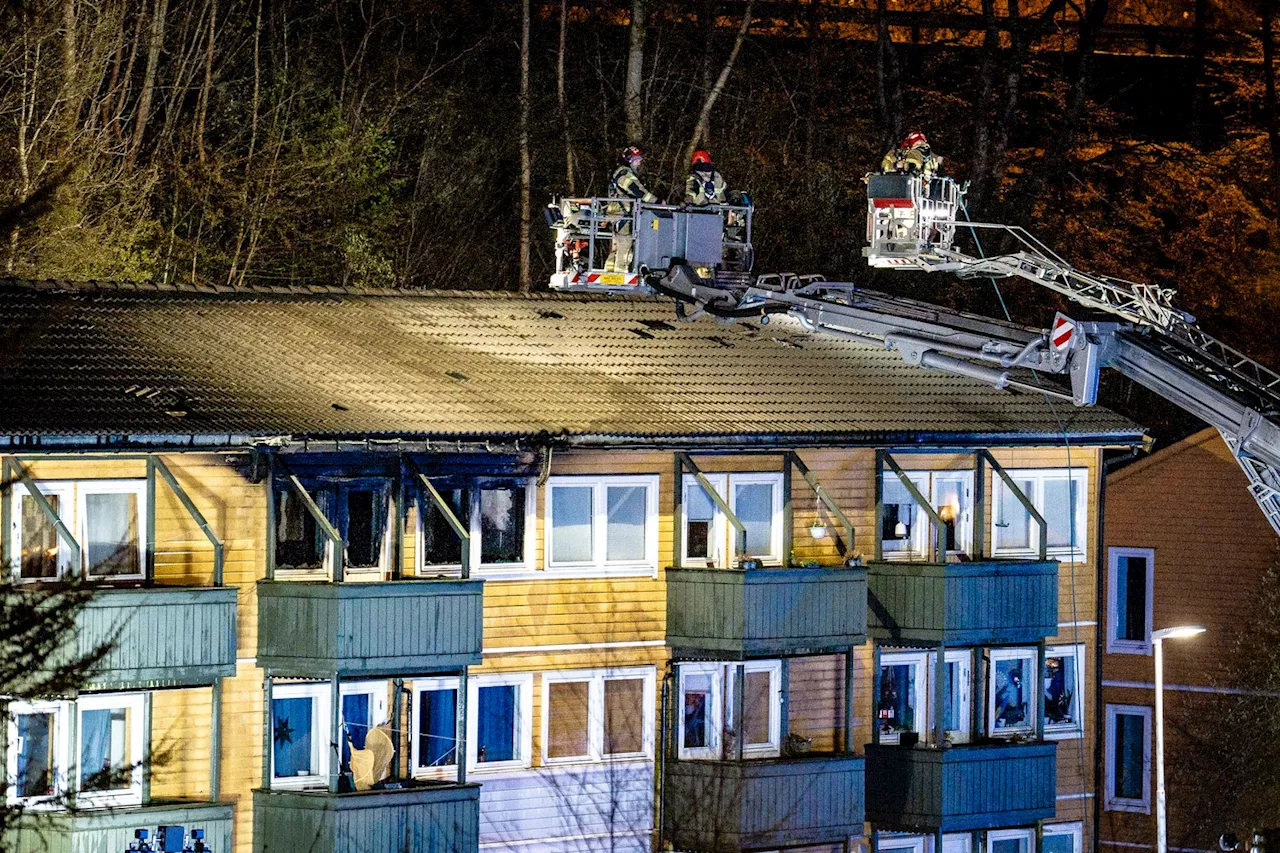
[0, 279, 1144, 447]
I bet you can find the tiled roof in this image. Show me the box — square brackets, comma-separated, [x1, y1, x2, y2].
[0, 280, 1144, 445]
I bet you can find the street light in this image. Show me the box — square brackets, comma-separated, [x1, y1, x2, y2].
[1153, 624, 1206, 853]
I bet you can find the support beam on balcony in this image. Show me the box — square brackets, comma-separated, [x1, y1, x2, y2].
[406, 456, 472, 579]
[4, 456, 82, 574]
[211, 677, 223, 801]
[677, 452, 747, 565]
[151, 456, 225, 586]
[980, 450, 1048, 560]
[881, 451, 947, 562]
[277, 459, 344, 581]
[791, 451, 856, 559]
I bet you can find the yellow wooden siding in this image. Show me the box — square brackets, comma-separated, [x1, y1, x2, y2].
[150, 686, 214, 800]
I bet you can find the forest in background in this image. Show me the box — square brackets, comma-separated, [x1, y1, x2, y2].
[4, 0, 1280, 439]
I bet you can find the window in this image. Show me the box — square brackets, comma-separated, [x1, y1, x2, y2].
[879, 649, 972, 745]
[6, 701, 68, 805]
[274, 480, 390, 574]
[271, 683, 330, 789]
[76, 694, 144, 806]
[988, 648, 1037, 737]
[681, 473, 784, 567]
[1043, 823, 1083, 853]
[877, 836, 927, 853]
[939, 836, 974, 853]
[1105, 704, 1151, 813]
[10, 481, 146, 582]
[545, 476, 658, 573]
[677, 661, 780, 760]
[1044, 645, 1085, 739]
[1107, 547, 1154, 654]
[541, 668, 654, 764]
[992, 468, 1088, 559]
[411, 677, 459, 777]
[987, 829, 1034, 853]
[419, 480, 534, 573]
[881, 471, 974, 559]
[467, 673, 533, 771]
[340, 682, 389, 776]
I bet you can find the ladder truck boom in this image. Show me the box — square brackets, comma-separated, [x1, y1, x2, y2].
[546, 179, 1280, 535]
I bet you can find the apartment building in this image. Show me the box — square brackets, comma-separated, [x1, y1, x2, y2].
[1100, 428, 1278, 851]
[0, 281, 1144, 853]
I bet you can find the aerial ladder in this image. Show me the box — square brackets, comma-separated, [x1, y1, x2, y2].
[546, 176, 1280, 536]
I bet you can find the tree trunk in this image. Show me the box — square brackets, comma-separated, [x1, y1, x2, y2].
[127, 0, 170, 166]
[688, 0, 753, 157]
[875, 0, 903, 146]
[196, 0, 217, 164]
[1262, 0, 1280, 210]
[625, 0, 647, 142]
[558, 0, 574, 191]
[969, 0, 1000, 211]
[519, 0, 532, 292]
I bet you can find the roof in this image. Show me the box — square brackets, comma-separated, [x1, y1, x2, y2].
[0, 279, 1145, 447]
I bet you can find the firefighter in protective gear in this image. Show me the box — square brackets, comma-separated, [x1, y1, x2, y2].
[606, 146, 656, 271]
[881, 131, 944, 180]
[684, 149, 728, 206]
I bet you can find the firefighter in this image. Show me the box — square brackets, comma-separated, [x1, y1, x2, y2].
[684, 148, 728, 206]
[606, 145, 656, 272]
[881, 131, 944, 180]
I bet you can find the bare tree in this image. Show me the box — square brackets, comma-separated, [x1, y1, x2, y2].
[558, 0, 575, 193]
[127, 0, 170, 166]
[625, 0, 647, 142]
[687, 0, 754, 159]
[1262, 0, 1280, 210]
[519, 0, 532, 292]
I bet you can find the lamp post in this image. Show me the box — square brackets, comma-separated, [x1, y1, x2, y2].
[1152, 625, 1207, 853]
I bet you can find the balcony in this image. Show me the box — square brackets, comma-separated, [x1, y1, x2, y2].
[72, 586, 237, 690]
[662, 755, 865, 852]
[257, 578, 483, 677]
[864, 742, 1057, 831]
[5, 800, 233, 853]
[254, 784, 480, 853]
[666, 566, 868, 659]
[866, 560, 1058, 646]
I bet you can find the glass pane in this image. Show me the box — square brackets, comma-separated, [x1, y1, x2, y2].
[992, 656, 1032, 731]
[1043, 836, 1075, 853]
[606, 486, 646, 562]
[881, 478, 917, 549]
[340, 693, 371, 772]
[685, 484, 715, 561]
[423, 487, 468, 567]
[417, 688, 457, 767]
[476, 684, 518, 762]
[480, 487, 525, 565]
[1117, 555, 1148, 642]
[943, 660, 960, 732]
[877, 662, 918, 739]
[735, 483, 774, 557]
[935, 478, 965, 552]
[604, 678, 644, 755]
[996, 479, 1034, 551]
[80, 706, 131, 791]
[551, 487, 594, 564]
[16, 711, 57, 798]
[682, 673, 712, 749]
[547, 681, 590, 758]
[993, 837, 1029, 853]
[1045, 655, 1078, 727]
[276, 490, 324, 570]
[85, 492, 140, 576]
[20, 494, 60, 580]
[1044, 478, 1079, 548]
[1115, 712, 1146, 799]
[742, 670, 773, 746]
[345, 489, 386, 569]
[273, 696, 315, 778]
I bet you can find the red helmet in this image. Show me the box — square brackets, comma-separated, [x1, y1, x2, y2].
[902, 131, 928, 149]
[691, 149, 712, 166]
[622, 145, 644, 166]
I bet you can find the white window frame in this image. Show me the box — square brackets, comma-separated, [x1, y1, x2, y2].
[6, 699, 70, 807]
[677, 662, 724, 760]
[9, 480, 147, 582]
[938, 835, 974, 853]
[339, 680, 389, 769]
[991, 468, 1089, 561]
[1107, 547, 1154, 655]
[878, 650, 928, 744]
[410, 676, 461, 779]
[467, 672, 533, 773]
[729, 660, 783, 759]
[270, 682, 331, 790]
[1043, 822, 1084, 853]
[544, 476, 659, 574]
[878, 836, 928, 853]
[75, 692, 145, 807]
[987, 828, 1035, 853]
[540, 667, 655, 766]
[1105, 703, 1152, 814]
[417, 479, 536, 576]
[1043, 644, 1085, 740]
[987, 647, 1039, 738]
[881, 471, 975, 560]
[929, 648, 973, 745]
[680, 473, 785, 568]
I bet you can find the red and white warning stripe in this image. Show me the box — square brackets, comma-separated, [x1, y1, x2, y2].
[586, 272, 640, 286]
[1051, 314, 1075, 352]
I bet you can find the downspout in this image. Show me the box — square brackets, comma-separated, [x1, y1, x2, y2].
[658, 665, 673, 850]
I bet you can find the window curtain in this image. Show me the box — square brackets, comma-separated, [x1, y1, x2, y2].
[476, 685, 517, 762]
[16, 712, 55, 798]
[85, 493, 140, 576]
[418, 689, 457, 767]
[340, 694, 371, 771]
[79, 707, 127, 790]
[20, 494, 60, 580]
[273, 697, 314, 778]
